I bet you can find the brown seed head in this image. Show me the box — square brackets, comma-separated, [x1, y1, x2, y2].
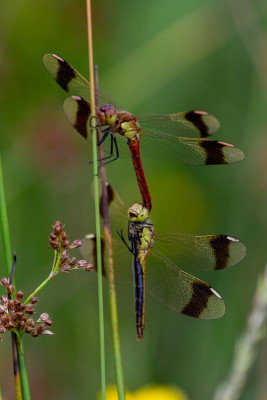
[62, 240, 70, 249]
[62, 264, 71, 272]
[25, 305, 34, 315]
[69, 257, 77, 267]
[7, 285, 14, 295]
[37, 323, 46, 334]
[84, 264, 94, 272]
[61, 232, 67, 241]
[16, 291, 24, 300]
[77, 260, 88, 269]
[61, 251, 69, 263]
[49, 240, 60, 250]
[53, 220, 63, 233]
[30, 297, 38, 304]
[70, 239, 82, 249]
[0, 278, 9, 287]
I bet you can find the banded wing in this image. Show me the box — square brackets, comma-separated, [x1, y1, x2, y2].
[146, 249, 225, 319]
[43, 53, 122, 110]
[140, 132, 244, 165]
[63, 96, 244, 165]
[153, 233, 246, 271]
[138, 111, 220, 138]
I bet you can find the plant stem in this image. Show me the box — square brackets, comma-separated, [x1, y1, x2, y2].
[16, 337, 31, 400]
[213, 262, 267, 400]
[0, 157, 13, 278]
[11, 333, 22, 400]
[24, 250, 62, 304]
[86, 1, 106, 398]
[0, 156, 30, 399]
[24, 275, 52, 305]
[95, 66, 125, 399]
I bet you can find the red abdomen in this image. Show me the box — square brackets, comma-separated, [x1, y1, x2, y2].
[128, 140, 152, 211]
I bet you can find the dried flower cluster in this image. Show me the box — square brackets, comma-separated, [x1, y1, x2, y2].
[49, 221, 93, 273]
[0, 278, 53, 341]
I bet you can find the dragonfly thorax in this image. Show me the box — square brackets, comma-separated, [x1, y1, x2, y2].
[97, 104, 117, 126]
[128, 203, 155, 253]
[129, 222, 155, 256]
[115, 112, 141, 141]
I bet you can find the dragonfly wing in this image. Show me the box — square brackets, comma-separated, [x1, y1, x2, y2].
[80, 234, 133, 284]
[153, 233, 246, 271]
[63, 96, 92, 141]
[140, 130, 244, 165]
[138, 111, 220, 138]
[43, 53, 123, 110]
[146, 249, 225, 319]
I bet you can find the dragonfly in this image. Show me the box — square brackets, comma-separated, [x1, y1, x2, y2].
[81, 186, 246, 341]
[43, 54, 245, 212]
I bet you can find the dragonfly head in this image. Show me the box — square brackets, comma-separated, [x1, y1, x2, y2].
[128, 203, 149, 222]
[97, 105, 117, 126]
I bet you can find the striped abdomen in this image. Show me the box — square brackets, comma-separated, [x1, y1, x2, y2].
[128, 140, 152, 211]
[133, 254, 146, 341]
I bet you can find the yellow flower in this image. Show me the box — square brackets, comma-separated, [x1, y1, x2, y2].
[135, 385, 188, 400]
[100, 384, 188, 400]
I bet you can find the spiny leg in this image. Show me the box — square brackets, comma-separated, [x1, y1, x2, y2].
[117, 229, 133, 253]
[96, 135, 119, 174]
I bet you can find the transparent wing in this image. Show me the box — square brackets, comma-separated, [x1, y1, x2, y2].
[138, 110, 220, 138]
[43, 53, 123, 110]
[80, 234, 133, 284]
[80, 186, 133, 283]
[140, 130, 244, 165]
[146, 249, 225, 319]
[152, 233, 246, 271]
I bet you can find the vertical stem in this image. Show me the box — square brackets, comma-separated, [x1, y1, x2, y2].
[0, 157, 13, 277]
[86, 2, 106, 398]
[95, 66, 125, 399]
[16, 338, 31, 400]
[11, 333, 22, 400]
[0, 157, 29, 400]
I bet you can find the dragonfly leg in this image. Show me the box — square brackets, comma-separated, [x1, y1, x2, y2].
[117, 229, 133, 254]
[98, 128, 110, 146]
[89, 133, 114, 166]
[96, 135, 119, 173]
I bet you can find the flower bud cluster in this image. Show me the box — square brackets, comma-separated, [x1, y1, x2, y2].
[0, 279, 53, 341]
[49, 221, 93, 274]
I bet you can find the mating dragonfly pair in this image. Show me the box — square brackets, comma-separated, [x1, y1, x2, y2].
[43, 54, 246, 340]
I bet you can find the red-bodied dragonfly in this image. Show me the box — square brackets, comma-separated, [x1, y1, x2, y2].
[43, 54, 245, 211]
[81, 186, 246, 341]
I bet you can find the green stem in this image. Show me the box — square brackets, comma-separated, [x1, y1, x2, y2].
[93, 116, 106, 400]
[24, 275, 52, 305]
[0, 156, 31, 399]
[86, 1, 106, 397]
[94, 66, 125, 399]
[16, 337, 31, 400]
[24, 251, 61, 304]
[0, 157, 13, 278]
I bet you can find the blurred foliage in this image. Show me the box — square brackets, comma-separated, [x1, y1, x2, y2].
[0, 0, 267, 399]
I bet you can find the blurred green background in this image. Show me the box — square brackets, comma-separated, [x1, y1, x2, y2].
[0, 0, 267, 399]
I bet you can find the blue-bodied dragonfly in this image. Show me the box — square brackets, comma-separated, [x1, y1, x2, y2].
[81, 186, 246, 341]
